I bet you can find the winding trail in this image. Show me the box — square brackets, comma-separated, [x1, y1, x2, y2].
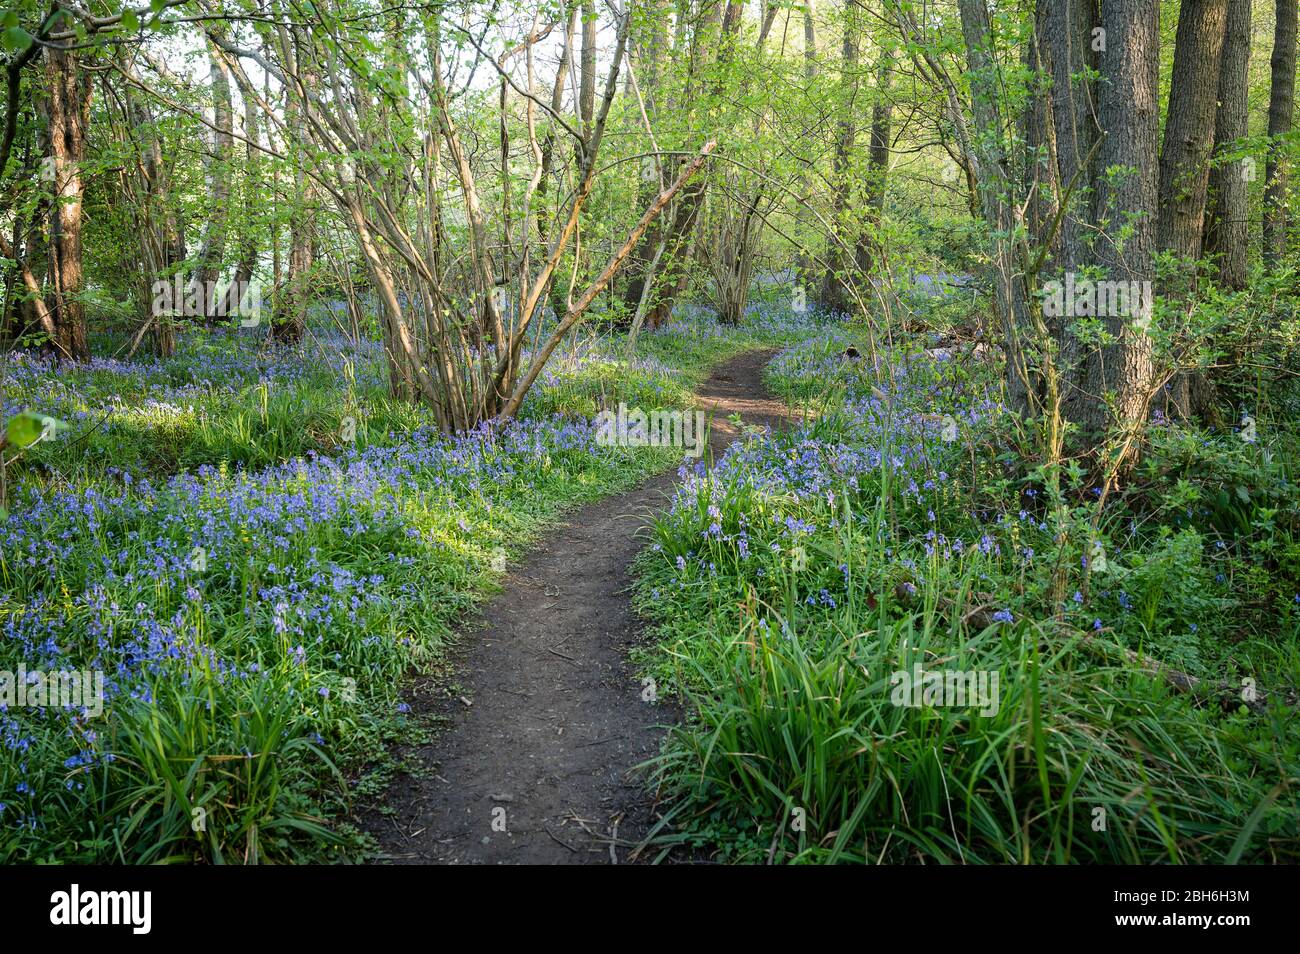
[366, 349, 790, 864]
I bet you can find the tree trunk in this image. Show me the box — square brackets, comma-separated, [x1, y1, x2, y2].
[1157, 0, 1228, 289]
[1263, 0, 1297, 265]
[621, 0, 670, 313]
[818, 4, 861, 314]
[858, 45, 894, 278]
[579, 0, 597, 133]
[1157, 0, 1228, 420]
[1022, 0, 1059, 268]
[126, 87, 183, 357]
[275, 35, 312, 343]
[536, 3, 575, 249]
[1045, 0, 1100, 423]
[958, 0, 1032, 415]
[40, 37, 92, 361]
[791, 0, 820, 286]
[1204, 0, 1252, 290]
[194, 41, 234, 322]
[222, 81, 260, 330]
[1079, 0, 1161, 462]
[644, 0, 741, 330]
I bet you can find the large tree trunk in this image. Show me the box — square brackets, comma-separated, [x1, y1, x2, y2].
[1021, 0, 1058, 270]
[1157, 0, 1228, 289]
[1079, 0, 1161, 462]
[1263, 0, 1297, 265]
[40, 37, 92, 361]
[1204, 0, 1252, 290]
[1157, 0, 1228, 421]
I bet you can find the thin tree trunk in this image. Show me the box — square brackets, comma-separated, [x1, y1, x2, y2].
[644, 0, 741, 329]
[792, 0, 820, 285]
[579, 0, 597, 133]
[621, 0, 670, 313]
[536, 3, 575, 250]
[958, 0, 1032, 415]
[858, 45, 894, 278]
[818, 5, 861, 314]
[275, 34, 312, 343]
[126, 87, 182, 357]
[222, 82, 260, 327]
[1045, 0, 1100, 424]
[194, 41, 234, 322]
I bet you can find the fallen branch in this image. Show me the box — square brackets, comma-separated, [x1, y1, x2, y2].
[894, 586, 1293, 714]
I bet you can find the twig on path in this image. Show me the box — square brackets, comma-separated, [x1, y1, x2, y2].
[565, 813, 641, 850]
[544, 826, 580, 853]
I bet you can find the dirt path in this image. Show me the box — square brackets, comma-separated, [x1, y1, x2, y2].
[366, 349, 790, 864]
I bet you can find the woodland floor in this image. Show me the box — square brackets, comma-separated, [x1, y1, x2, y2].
[363, 349, 791, 864]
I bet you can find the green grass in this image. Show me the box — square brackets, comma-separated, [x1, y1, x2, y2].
[0, 307, 805, 863]
[632, 328, 1300, 864]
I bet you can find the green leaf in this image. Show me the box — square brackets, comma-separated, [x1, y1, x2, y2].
[121, 8, 139, 31]
[1, 24, 31, 52]
[6, 411, 64, 448]
[1226, 782, 1285, 864]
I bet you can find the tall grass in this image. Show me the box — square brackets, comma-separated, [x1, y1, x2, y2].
[1, 307, 806, 862]
[633, 335, 1300, 863]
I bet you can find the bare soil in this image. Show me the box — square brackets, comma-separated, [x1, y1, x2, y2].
[364, 349, 790, 864]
